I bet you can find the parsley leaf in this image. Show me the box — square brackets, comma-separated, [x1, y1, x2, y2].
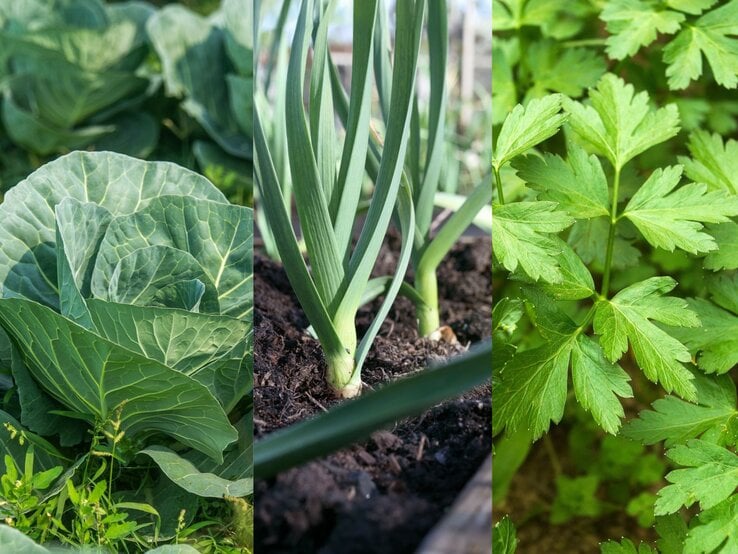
[683, 496, 738, 554]
[551, 475, 603, 523]
[664, 0, 738, 89]
[569, 218, 642, 270]
[622, 165, 738, 254]
[624, 372, 738, 446]
[526, 40, 606, 98]
[705, 222, 738, 270]
[601, 538, 657, 554]
[513, 143, 610, 219]
[679, 130, 738, 194]
[655, 515, 689, 554]
[493, 298, 524, 374]
[493, 94, 567, 170]
[564, 74, 680, 170]
[495, 293, 631, 438]
[493, 516, 518, 554]
[492, 44, 517, 125]
[656, 440, 738, 514]
[492, 0, 590, 37]
[593, 276, 699, 400]
[536, 243, 597, 300]
[601, 0, 684, 60]
[572, 334, 633, 435]
[667, 0, 719, 15]
[492, 201, 574, 282]
[493, 335, 574, 439]
[674, 274, 738, 373]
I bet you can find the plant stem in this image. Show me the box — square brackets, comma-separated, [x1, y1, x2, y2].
[493, 165, 505, 205]
[325, 348, 359, 399]
[600, 166, 621, 298]
[415, 268, 440, 336]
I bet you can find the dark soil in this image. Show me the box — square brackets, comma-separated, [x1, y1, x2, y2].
[253, 236, 491, 554]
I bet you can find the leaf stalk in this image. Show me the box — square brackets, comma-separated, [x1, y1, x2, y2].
[600, 166, 621, 297]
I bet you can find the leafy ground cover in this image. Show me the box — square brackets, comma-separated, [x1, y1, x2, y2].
[493, 0, 738, 552]
[0, 1, 254, 552]
[0, 0, 252, 205]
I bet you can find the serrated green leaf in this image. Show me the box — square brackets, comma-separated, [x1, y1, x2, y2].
[492, 201, 574, 282]
[492, 0, 563, 31]
[569, 218, 641, 270]
[663, 0, 738, 89]
[623, 165, 738, 254]
[593, 277, 698, 399]
[673, 275, 738, 373]
[495, 298, 629, 436]
[521, 287, 580, 340]
[493, 336, 574, 439]
[493, 298, 524, 337]
[679, 130, 738, 193]
[601, 538, 656, 554]
[493, 299, 524, 373]
[667, 0, 718, 14]
[656, 514, 689, 554]
[526, 39, 606, 98]
[564, 74, 680, 170]
[552, 474, 602, 523]
[513, 143, 610, 218]
[624, 372, 738, 446]
[492, 516, 517, 554]
[683, 495, 738, 554]
[705, 222, 738, 270]
[492, 94, 567, 170]
[656, 440, 738, 514]
[492, 44, 516, 125]
[601, 0, 684, 60]
[537, 243, 596, 300]
[572, 335, 632, 434]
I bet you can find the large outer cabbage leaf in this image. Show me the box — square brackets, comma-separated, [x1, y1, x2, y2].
[0, 298, 238, 462]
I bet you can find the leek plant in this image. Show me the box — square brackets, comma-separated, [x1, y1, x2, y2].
[384, 0, 492, 336]
[255, 0, 425, 397]
[331, 1, 492, 336]
[254, 0, 292, 261]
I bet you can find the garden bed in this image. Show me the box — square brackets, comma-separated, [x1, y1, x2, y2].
[253, 236, 491, 553]
[496, 423, 658, 553]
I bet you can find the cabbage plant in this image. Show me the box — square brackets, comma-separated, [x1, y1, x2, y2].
[148, 0, 252, 203]
[0, 0, 158, 157]
[0, 151, 252, 499]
